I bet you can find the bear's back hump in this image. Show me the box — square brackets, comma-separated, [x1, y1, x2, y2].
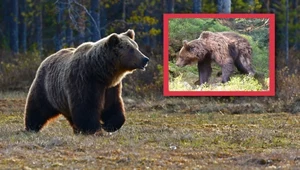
[38, 48, 75, 112]
[73, 42, 94, 58]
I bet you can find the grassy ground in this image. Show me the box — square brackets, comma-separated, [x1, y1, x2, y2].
[169, 74, 268, 91]
[169, 62, 269, 92]
[0, 92, 299, 169]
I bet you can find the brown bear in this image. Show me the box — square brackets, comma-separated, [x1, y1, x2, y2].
[24, 29, 149, 134]
[176, 31, 255, 85]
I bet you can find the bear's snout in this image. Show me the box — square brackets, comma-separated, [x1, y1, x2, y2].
[175, 58, 185, 67]
[142, 57, 149, 67]
[138, 55, 149, 70]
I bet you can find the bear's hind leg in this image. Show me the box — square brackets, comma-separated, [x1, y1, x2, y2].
[63, 114, 78, 133]
[25, 96, 59, 132]
[197, 57, 212, 85]
[101, 84, 125, 132]
[235, 54, 255, 76]
[221, 58, 234, 83]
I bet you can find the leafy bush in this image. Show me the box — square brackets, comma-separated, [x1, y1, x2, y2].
[0, 51, 41, 90]
[122, 52, 163, 99]
[169, 19, 231, 51]
[276, 67, 300, 104]
[170, 74, 265, 91]
[169, 74, 193, 91]
[242, 34, 269, 76]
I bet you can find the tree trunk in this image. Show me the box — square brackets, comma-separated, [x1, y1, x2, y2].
[292, 0, 299, 50]
[9, 0, 19, 54]
[192, 0, 201, 13]
[248, 0, 254, 13]
[78, 0, 86, 44]
[122, 0, 126, 21]
[100, 6, 106, 36]
[55, 2, 64, 51]
[90, 0, 100, 42]
[165, 0, 174, 13]
[285, 0, 289, 65]
[217, 0, 231, 13]
[4, 0, 10, 41]
[19, 0, 27, 53]
[35, 0, 43, 56]
[66, 25, 74, 47]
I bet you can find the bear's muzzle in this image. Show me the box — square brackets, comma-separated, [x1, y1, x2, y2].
[138, 56, 149, 71]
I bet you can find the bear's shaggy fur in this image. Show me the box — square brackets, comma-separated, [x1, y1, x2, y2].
[176, 31, 254, 85]
[24, 29, 149, 134]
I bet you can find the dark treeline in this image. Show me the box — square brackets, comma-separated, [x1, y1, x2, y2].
[1, 0, 299, 57]
[0, 0, 299, 100]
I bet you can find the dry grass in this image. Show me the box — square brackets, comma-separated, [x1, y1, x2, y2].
[0, 93, 299, 169]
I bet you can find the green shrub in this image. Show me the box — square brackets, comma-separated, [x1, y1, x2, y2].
[169, 74, 266, 91]
[169, 19, 231, 44]
[0, 52, 41, 90]
[169, 74, 193, 91]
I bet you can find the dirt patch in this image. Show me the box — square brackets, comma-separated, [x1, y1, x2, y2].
[0, 99, 25, 114]
[124, 97, 285, 114]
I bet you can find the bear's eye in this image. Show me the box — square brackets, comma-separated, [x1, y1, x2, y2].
[189, 47, 195, 51]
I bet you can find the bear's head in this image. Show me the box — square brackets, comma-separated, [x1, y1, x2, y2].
[176, 39, 208, 67]
[107, 29, 149, 71]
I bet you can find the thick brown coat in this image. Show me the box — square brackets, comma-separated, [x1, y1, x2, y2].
[176, 31, 254, 85]
[24, 30, 149, 134]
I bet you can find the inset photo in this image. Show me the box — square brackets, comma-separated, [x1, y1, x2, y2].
[163, 14, 275, 96]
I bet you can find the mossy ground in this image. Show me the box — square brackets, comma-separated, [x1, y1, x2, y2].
[0, 92, 299, 169]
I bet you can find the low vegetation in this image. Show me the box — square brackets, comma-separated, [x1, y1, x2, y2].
[0, 51, 41, 91]
[0, 93, 299, 169]
[170, 73, 267, 91]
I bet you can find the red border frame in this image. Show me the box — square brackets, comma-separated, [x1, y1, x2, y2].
[163, 14, 275, 96]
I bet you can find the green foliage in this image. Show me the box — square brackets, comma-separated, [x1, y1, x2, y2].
[169, 73, 193, 91]
[212, 76, 263, 91]
[126, 0, 162, 37]
[0, 52, 41, 90]
[233, 19, 269, 49]
[170, 74, 266, 91]
[276, 64, 300, 104]
[169, 19, 231, 43]
[169, 61, 198, 77]
[0, 36, 9, 50]
[100, 0, 119, 8]
[241, 34, 269, 76]
[231, 0, 262, 12]
[272, 0, 300, 52]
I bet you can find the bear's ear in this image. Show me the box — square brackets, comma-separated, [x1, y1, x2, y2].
[124, 29, 135, 40]
[199, 31, 210, 39]
[108, 33, 120, 46]
[183, 40, 188, 48]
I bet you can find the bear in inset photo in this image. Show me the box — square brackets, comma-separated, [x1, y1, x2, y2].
[24, 29, 149, 134]
[176, 31, 255, 85]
